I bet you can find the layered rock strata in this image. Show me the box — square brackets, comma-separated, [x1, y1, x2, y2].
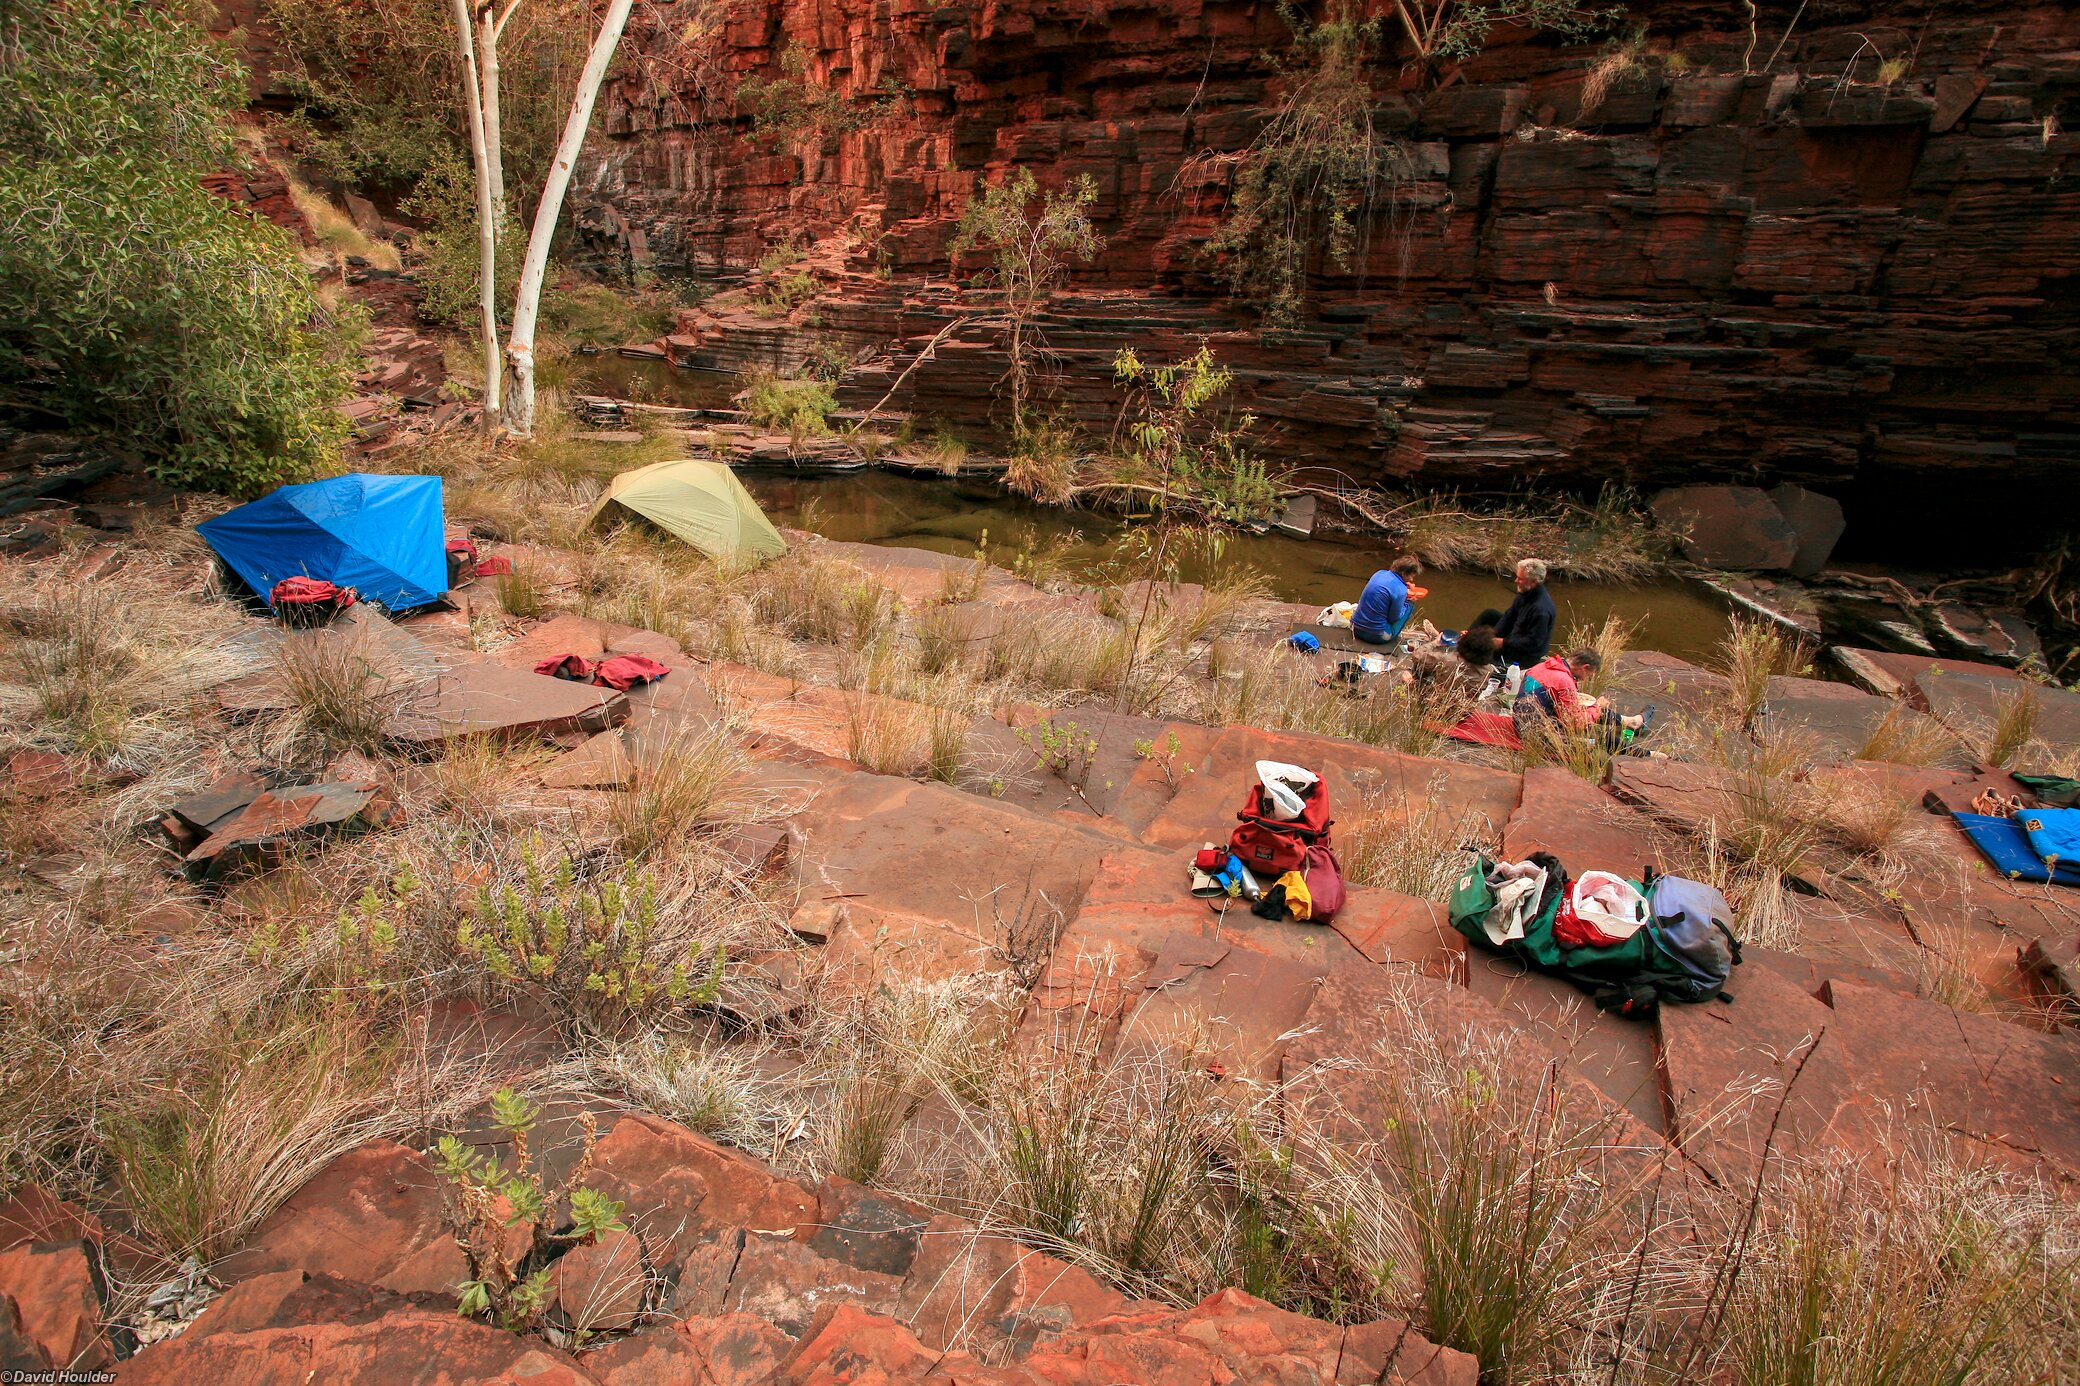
[573, 0, 2079, 530]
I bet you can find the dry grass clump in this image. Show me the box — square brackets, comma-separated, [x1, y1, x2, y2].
[1393, 486, 1665, 583]
[108, 1002, 404, 1261]
[1978, 683, 2042, 770]
[1272, 985, 1668, 1378]
[270, 626, 413, 757]
[565, 1038, 780, 1150]
[1857, 702, 1966, 768]
[813, 980, 993, 1185]
[1713, 1145, 2079, 1386]
[0, 557, 250, 768]
[1558, 613, 1638, 697]
[608, 721, 754, 858]
[1340, 777, 1499, 901]
[843, 689, 935, 777]
[1715, 616, 1814, 730]
[982, 610, 1131, 698]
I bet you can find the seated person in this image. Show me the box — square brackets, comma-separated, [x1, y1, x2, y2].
[1352, 556, 1422, 646]
[1510, 649, 1645, 744]
[1405, 623, 1501, 687]
[1494, 559, 1557, 668]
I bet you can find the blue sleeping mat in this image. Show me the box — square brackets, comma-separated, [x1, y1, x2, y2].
[1953, 812, 2080, 887]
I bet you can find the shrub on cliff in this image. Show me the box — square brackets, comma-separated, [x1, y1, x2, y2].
[0, 0, 354, 495]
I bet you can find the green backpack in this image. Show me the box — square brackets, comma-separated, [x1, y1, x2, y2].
[1448, 853, 1688, 1017]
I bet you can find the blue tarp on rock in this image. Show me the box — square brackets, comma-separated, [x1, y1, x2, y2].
[197, 473, 447, 609]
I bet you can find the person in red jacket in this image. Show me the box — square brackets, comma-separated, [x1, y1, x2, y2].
[1511, 649, 1646, 744]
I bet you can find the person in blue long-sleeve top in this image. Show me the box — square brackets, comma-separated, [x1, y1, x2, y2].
[1352, 556, 1422, 645]
[1493, 558, 1557, 668]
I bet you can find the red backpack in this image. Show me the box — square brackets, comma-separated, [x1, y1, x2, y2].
[1228, 777, 1333, 875]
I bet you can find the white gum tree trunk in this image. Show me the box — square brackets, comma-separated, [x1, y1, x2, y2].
[447, 0, 501, 418]
[500, 0, 635, 437]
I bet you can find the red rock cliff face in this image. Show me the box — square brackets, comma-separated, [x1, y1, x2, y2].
[578, 0, 2077, 507]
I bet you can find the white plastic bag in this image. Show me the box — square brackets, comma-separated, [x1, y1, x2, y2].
[1255, 760, 1319, 822]
[1568, 870, 1649, 941]
[1317, 601, 1356, 629]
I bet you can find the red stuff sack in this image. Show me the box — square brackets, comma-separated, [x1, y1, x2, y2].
[1302, 843, 1346, 923]
[536, 653, 595, 680]
[445, 538, 479, 590]
[270, 577, 357, 626]
[1227, 778, 1333, 875]
[591, 654, 670, 691]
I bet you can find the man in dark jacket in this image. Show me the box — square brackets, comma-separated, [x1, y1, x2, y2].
[1493, 558, 1557, 668]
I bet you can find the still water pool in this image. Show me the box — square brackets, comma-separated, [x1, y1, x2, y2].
[737, 470, 1736, 665]
[572, 355, 1736, 662]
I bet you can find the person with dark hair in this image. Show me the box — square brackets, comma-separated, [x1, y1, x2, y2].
[1511, 647, 1647, 744]
[1405, 622, 1502, 687]
[1493, 558, 1556, 668]
[1352, 555, 1422, 646]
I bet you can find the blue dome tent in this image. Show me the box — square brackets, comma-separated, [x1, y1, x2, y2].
[197, 473, 448, 610]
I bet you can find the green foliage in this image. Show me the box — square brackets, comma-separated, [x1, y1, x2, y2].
[1212, 0, 1618, 323]
[950, 168, 1101, 434]
[739, 44, 898, 140]
[540, 282, 681, 350]
[435, 1094, 630, 1334]
[1409, 0, 1623, 65]
[267, 0, 595, 189]
[457, 847, 726, 1031]
[402, 152, 522, 330]
[742, 370, 837, 442]
[1018, 717, 1102, 793]
[1206, 2, 1418, 325]
[1108, 347, 1283, 523]
[0, 0, 354, 494]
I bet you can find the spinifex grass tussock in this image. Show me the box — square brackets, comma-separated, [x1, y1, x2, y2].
[608, 720, 754, 859]
[843, 688, 935, 777]
[1270, 980, 1675, 1380]
[1715, 616, 1814, 730]
[1710, 1141, 2079, 1386]
[1857, 701, 1967, 768]
[269, 625, 417, 757]
[557, 1038, 782, 1149]
[0, 555, 250, 768]
[1979, 682, 2042, 771]
[1340, 776, 1499, 901]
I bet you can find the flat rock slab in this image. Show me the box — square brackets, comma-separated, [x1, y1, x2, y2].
[1831, 647, 2019, 703]
[1125, 932, 1327, 1082]
[491, 612, 612, 671]
[1323, 888, 1464, 978]
[118, 1271, 593, 1385]
[1659, 961, 1868, 1188]
[387, 655, 624, 744]
[1921, 669, 2080, 749]
[1143, 725, 1521, 857]
[169, 770, 271, 837]
[1765, 673, 1870, 703]
[1819, 978, 2080, 1180]
[996, 702, 1212, 825]
[1613, 650, 1732, 719]
[1502, 766, 1661, 877]
[1759, 693, 1964, 766]
[184, 779, 389, 879]
[1607, 757, 1742, 836]
[214, 1140, 466, 1296]
[792, 772, 1117, 985]
[1465, 956, 1667, 1134]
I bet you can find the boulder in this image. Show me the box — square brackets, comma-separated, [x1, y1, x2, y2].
[580, 1312, 793, 1386]
[1767, 483, 1847, 577]
[214, 1139, 468, 1297]
[552, 1229, 649, 1333]
[1649, 486, 1799, 571]
[0, 1241, 110, 1369]
[120, 1270, 598, 1384]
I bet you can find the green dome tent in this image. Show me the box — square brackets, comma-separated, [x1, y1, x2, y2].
[588, 459, 788, 563]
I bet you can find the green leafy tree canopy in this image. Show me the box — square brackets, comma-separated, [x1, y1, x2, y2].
[0, 0, 355, 494]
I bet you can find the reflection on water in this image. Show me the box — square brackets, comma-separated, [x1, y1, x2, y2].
[572, 355, 738, 410]
[740, 470, 1735, 665]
